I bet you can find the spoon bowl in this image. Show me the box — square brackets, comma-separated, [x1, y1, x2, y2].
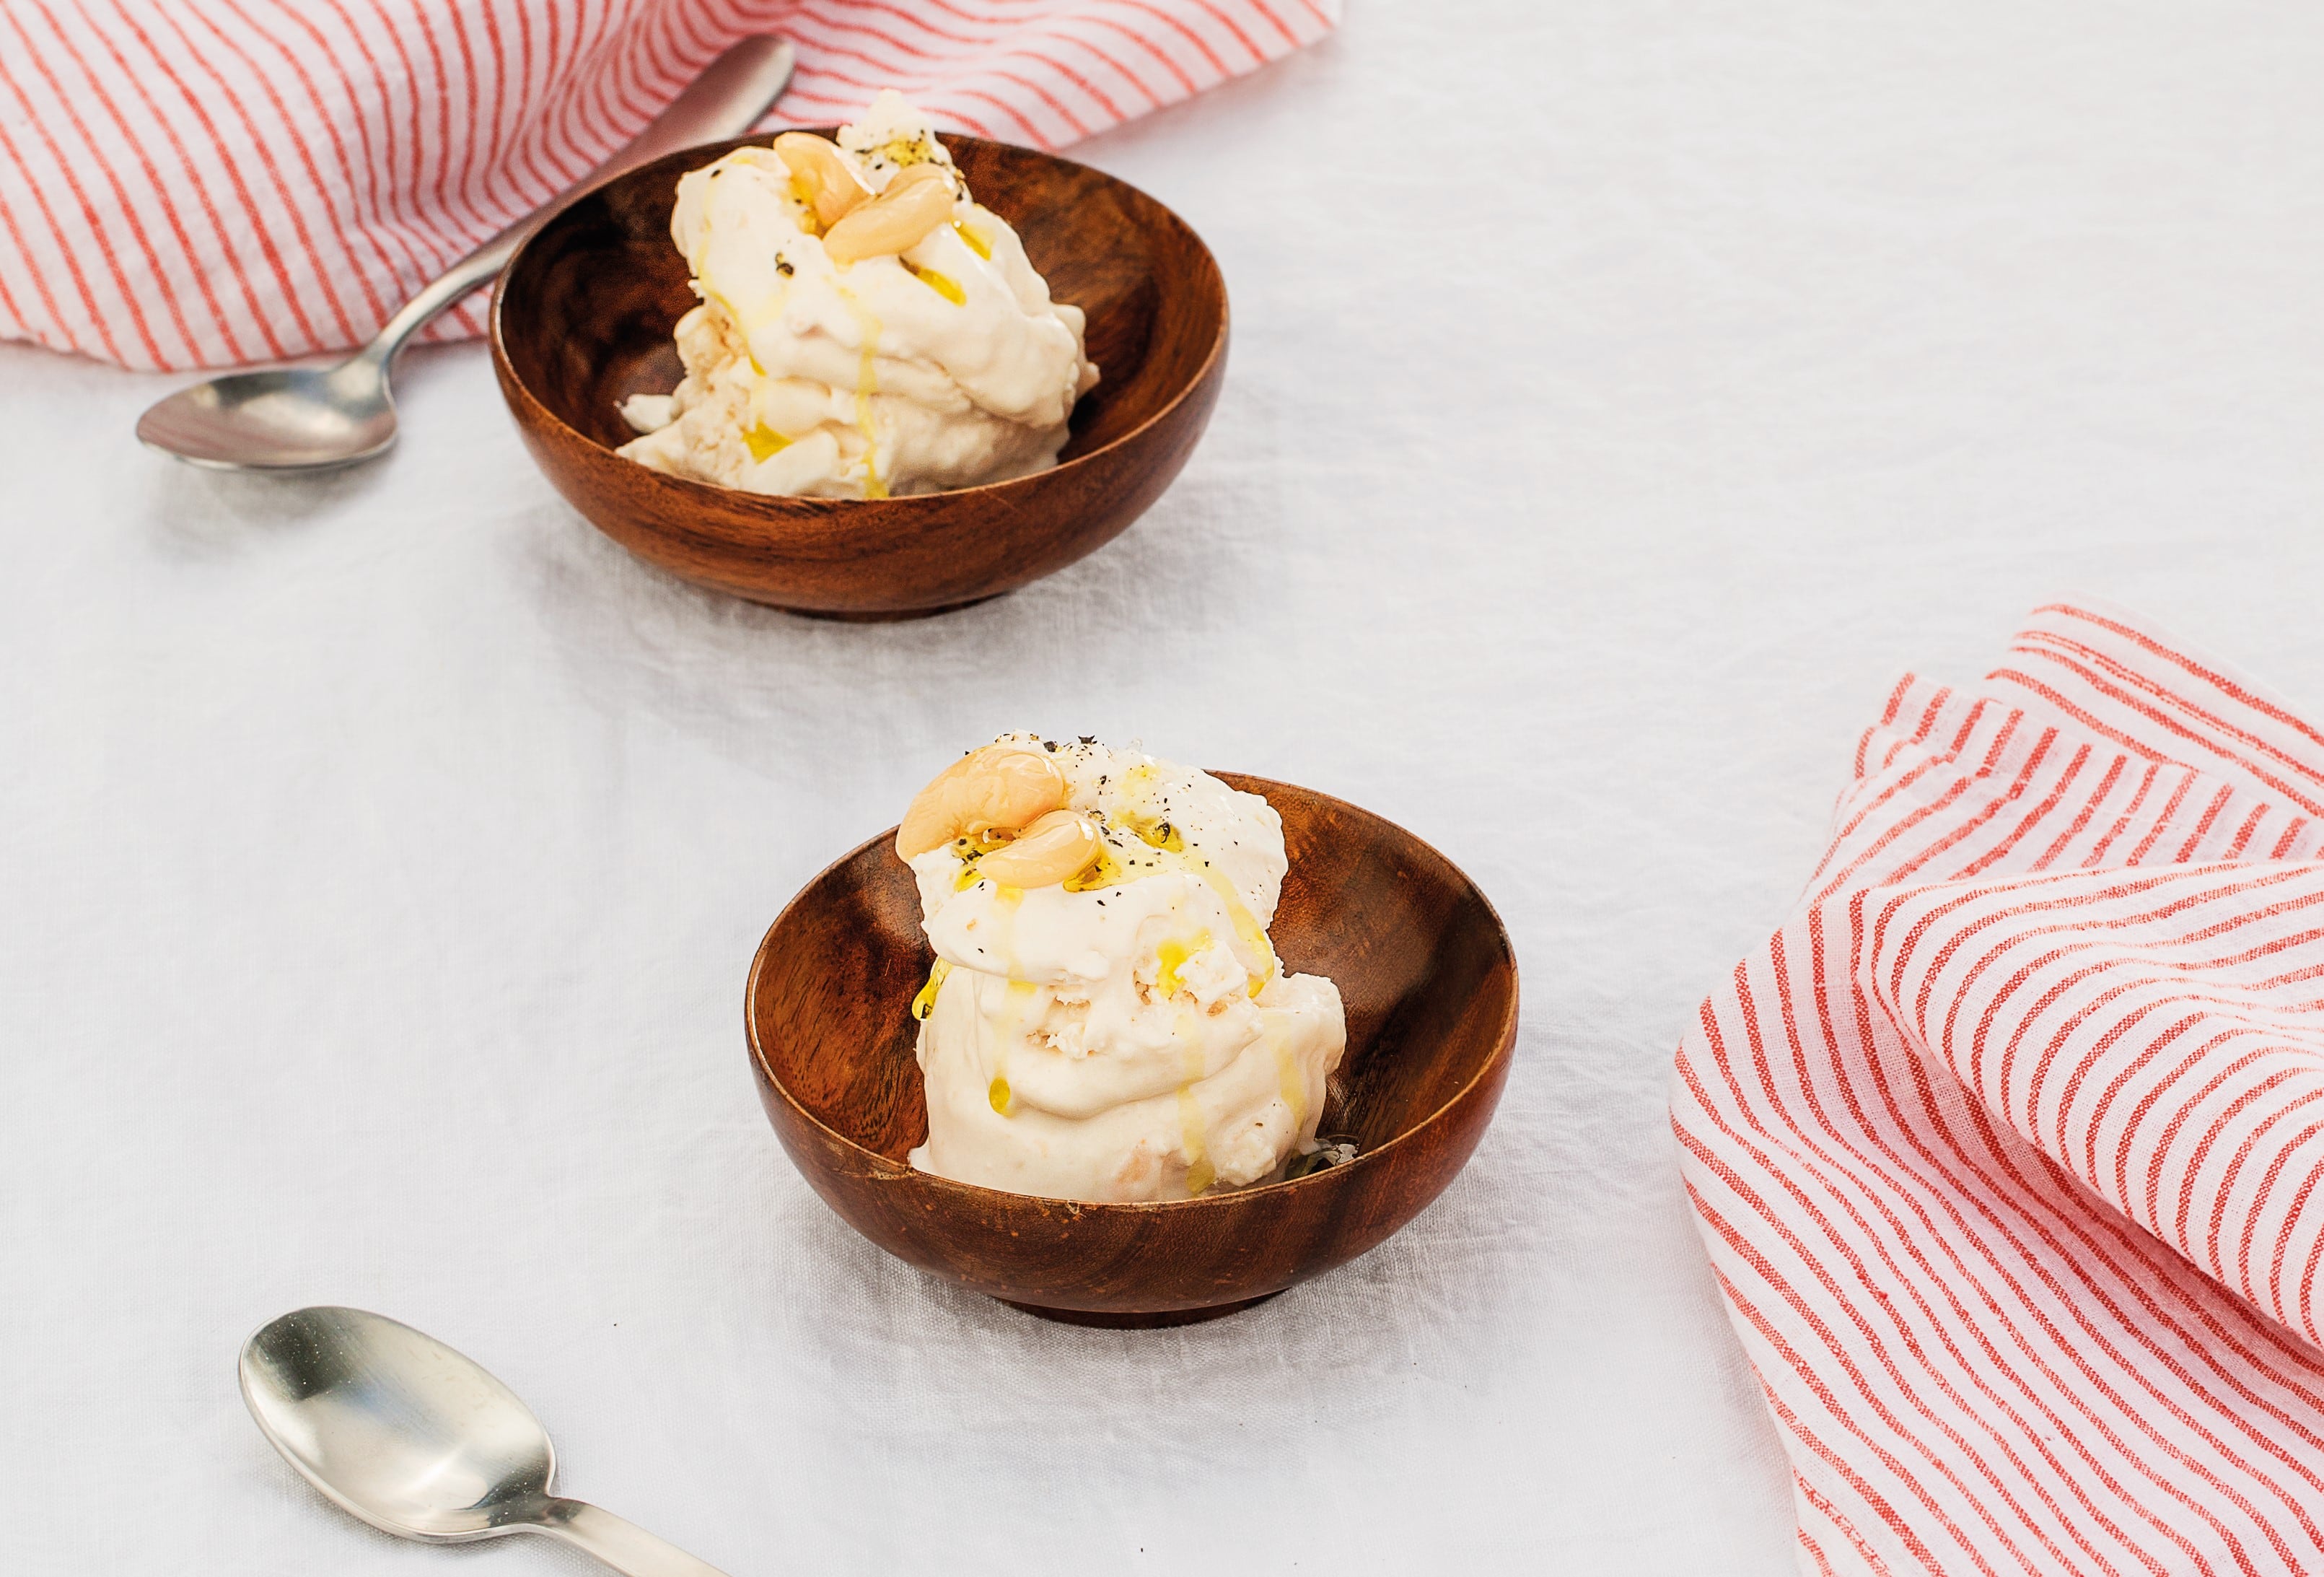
[240, 1306, 730, 1575]
[136, 358, 398, 472]
[240, 1306, 551, 1539]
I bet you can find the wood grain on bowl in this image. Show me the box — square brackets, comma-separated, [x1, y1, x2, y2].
[745, 774, 1518, 1325]
[490, 134, 1226, 619]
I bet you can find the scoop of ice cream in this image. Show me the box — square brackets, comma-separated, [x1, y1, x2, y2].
[903, 735, 1347, 1202]
[616, 92, 1098, 499]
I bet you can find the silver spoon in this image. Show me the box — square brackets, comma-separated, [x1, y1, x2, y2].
[240, 1306, 732, 1576]
[137, 36, 794, 472]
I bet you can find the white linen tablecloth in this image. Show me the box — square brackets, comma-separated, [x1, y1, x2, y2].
[4, 5, 2320, 1573]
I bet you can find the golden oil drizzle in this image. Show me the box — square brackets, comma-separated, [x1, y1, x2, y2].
[1196, 870, 1279, 997]
[701, 286, 768, 376]
[1119, 769, 1273, 985]
[1083, 764, 1281, 994]
[1268, 1021, 1305, 1127]
[988, 977, 1038, 1118]
[834, 287, 887, 498]
[1131, 816, 1185, 854]
[979, 883, 1026, 979]
[903, 260, 965, 304]
[911, 958, 952, 1021]
[950, 829, 1012, 890]
[872, 131, 940, 168]
[953, 219, 991, 258]
[1141, 847, 1279, 997]
[1174, 1006, 1214, 1196]
[742, 422, 790, 462]
[1178, 1085, 1213, 1197]
[1118, 762, 1159, 799]
[786, 171, 826, 236]
[1152, 930, 1211, 1001]
[1061, 842, 1124, 893]
[855, 329, 885, 497]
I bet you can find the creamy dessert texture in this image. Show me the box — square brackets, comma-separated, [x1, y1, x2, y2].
[898, 736, 1348, 1203]
[617, 93, 1098, 499]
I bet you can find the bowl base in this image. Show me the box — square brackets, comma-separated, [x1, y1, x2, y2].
[779, 592, 1003, 622]
[998, 1293, 1279, 1327]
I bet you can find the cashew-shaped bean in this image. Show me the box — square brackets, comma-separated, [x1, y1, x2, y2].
[978, 810, 1102, 888]
[773, 132, 869, 230]
[823, 162, 957, 266]
[895, 747, 1066, 859]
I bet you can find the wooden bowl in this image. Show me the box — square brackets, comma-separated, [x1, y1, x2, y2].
[490, 134, 1227, 619]
[745, 775, 1519, 1325]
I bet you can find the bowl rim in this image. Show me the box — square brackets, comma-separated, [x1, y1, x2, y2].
[743, 771, 1520, 1215]
[488, 130, 1230, 516]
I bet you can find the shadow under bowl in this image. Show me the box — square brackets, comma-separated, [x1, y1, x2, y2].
[490, 134, 1227, 619]
[745, 774, 1519, 1325]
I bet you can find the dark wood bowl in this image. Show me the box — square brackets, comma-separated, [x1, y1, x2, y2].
[745, 774, 1519, 1325]
[489, 134, 1227, 619]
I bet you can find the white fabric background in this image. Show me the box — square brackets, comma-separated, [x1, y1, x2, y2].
[4, 5, 2320, 1573]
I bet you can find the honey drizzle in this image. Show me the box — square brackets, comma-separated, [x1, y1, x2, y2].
[1268, 1021, 1305, 1127]
[910, 958, 952, 1022]
[903, 260, 965, 304]
[1173, 1006, 1214, 1196]
[834, 287, 887, 498]
[743, 422, 790, 462]
[988, 977, 1036, 1117]
[1152, 930, 1210, 1002]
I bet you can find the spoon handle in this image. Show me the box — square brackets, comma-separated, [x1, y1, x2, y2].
[532, 1498, 735, 1577]
[364, 35, 796, 366]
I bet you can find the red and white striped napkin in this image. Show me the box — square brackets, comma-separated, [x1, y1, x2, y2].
[1675, 602, 2324, 1576]
[0, 0, 1335, 371]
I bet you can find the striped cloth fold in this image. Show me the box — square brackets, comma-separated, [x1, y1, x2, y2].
[0, 0, 1336, 371]
[1675, 601, 2324, 1577]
